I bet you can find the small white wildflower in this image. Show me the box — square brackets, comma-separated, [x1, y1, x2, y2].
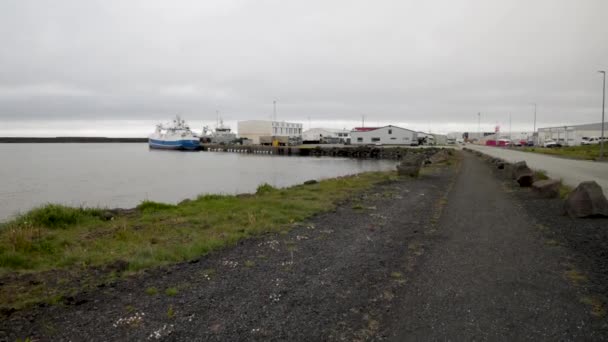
[269, 293, 281, 303]
[114, 312, 144, 328]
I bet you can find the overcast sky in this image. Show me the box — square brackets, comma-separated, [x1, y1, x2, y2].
[1, 0, 607, 136]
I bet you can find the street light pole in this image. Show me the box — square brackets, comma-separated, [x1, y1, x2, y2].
[273, 100, 277, 122]
[478, 112, 481, 143]
[599, 71, 606, 160]
[531, 103, 537, 146]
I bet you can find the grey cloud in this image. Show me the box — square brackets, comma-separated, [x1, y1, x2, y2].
[0, 0, 607, 134]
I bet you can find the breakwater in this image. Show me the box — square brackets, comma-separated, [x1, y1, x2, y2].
[202, 144, 443, 160]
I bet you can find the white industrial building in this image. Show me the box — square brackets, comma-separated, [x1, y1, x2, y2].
[237, 120, 303, 145]
[302, 128, 351, 144]
[538, 122, 605, 146]
[350, 126, 418, 145]
[432, 134, 448, 145]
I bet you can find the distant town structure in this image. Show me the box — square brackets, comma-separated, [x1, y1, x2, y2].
[479, 131, 534, 145]
[432, 133, 448, 145]
[302, 128, 350, 144]
[350, 126, 418, 145]
[237, 120, 303, 145]
[538, 122, 605, 146]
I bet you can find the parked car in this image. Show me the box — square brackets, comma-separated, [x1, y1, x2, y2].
[581, 137, 599, 145]
[543, 139, 561, 148]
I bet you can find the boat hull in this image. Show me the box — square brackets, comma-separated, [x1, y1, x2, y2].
[148, 138, 200, 150]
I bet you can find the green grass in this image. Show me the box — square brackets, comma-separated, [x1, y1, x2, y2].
[522, 144, 604, 160]
[145, 287, 158, 295]
[533, 170, 550, 181]
[0, 171, 395, 309]
[165, 287, 178, 296]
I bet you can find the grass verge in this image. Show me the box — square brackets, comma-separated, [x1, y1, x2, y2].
[0, 171, 394, 310]
[521, 145, 603, 160]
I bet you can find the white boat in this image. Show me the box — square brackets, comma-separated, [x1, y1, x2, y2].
[202, 118, 237, 144]
[149, 116, 200, 150]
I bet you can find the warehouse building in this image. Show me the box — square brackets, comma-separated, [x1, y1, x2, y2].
[237, 120, 303, 145]
[538, 122, 605, 146]
[351, 125, 418, 146]
[302, 128, 351, 144]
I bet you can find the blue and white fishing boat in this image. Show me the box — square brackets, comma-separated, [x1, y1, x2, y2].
[149, 116, 200, 150]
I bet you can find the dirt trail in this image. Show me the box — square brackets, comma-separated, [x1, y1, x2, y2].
[390, 153, 602, 340]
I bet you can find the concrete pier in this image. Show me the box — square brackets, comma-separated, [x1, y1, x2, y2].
[201, 144, 443, 160]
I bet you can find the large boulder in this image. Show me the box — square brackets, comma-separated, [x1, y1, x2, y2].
[397, 153, 426, 177]
[532, 179, 561, 199]
[428, 149, 450, 164]
[511, 161, 534, 187]
[564, 181, 608, 218]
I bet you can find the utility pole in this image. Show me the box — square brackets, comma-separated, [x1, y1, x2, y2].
[362, 115, 365, 128]
[273, 100, 277, 122]
[599, 71, 606, 160]
[532, 103, 537, 146]
[477, 112, 481, 143]
[508, 113, 512, 147]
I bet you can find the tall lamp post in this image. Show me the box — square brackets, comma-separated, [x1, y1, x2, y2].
[530, 103, 537, 146]
[599, 71, 606, 160]
[477, 112, 481, 143]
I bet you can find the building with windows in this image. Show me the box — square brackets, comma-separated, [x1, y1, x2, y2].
[538, 122, 605, 146]
[237, 120, 303, 145]
[350, 125, 418, 145]
[302, 128, 351, 144]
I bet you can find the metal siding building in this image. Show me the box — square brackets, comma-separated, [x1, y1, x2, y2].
[350, 126, 418, 145]
[237, 120, 303, 144]
[538, 122, 605, 146]
[302, 128, 351, 143]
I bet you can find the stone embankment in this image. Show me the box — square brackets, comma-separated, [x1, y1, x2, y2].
[463, 147, 608, 218]
[203, 144, 449, 160]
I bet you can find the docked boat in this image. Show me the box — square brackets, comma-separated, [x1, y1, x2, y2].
[202, 118, 237, 144]
[149, 116, 200, 150]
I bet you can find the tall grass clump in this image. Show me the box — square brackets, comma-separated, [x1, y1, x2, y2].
[136, 200, 176, 213]
[256, 183, 277, 195]
[11, 204, 102, 229]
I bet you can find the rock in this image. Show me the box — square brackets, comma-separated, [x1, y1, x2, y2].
[100, 211, 114, 221]
[397, 154, 426, 177]
[516, 172, 534, 187]
[511, 161, 528, 179]
[564, 181, 608, 218]
[510, 161, 534, 187]
[428, 149, 450, 164]
[303, 180, 318, 185]
[532, 179, 561, 198]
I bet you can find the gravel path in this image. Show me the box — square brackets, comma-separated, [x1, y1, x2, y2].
[466, 144, 608, 194]
[390, 152, 601, 341]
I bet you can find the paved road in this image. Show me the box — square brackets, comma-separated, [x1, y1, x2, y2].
[466, 144, 608, 194]
[391, 153, 596, 341]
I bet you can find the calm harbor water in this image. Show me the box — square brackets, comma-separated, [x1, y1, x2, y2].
[0, 143, 397, 221]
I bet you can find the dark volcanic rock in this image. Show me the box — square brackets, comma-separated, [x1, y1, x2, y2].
[564, 181, 608, 218]
[532, 179, 561, 199]
[428, 149, 450, 164]
[397, 154, 426, 177]
[511, 161, 534, 187]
